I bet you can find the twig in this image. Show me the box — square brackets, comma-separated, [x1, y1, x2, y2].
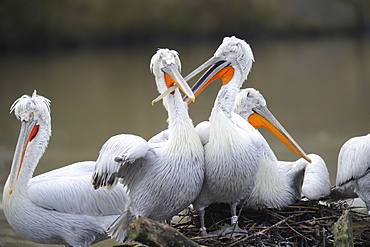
[295, 215, 339, 225]
[285, 220, 312, 241]
[227, 214, 300, 247]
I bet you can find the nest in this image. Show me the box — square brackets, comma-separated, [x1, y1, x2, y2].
[173, 200, 370, 247]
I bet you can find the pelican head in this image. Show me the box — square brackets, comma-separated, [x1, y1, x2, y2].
[184, 36, 254, 102]
[150, 48, 195, 105]
[153, 36, 254, 103]
[212, 36, 254, 82]
[234, 88, 311, 162]
[234, 88, 267, 119]
[7, 90, 51, 194]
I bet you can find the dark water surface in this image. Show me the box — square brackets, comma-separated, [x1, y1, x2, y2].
[0, 36, 369, 246]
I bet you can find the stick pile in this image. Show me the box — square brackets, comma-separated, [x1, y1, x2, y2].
[173, 200, 370, 247]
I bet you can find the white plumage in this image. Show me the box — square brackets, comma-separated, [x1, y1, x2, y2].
[3, 91, 129, 247]
[180, 37, 329, 236]
[192, 88, 331, 220]
[336, 134, 370, 186]
[330, 133, 370, 214]
[91, 49, 205, 242]
[301, 154, 331, 200]
[233, 88, 331, 209]
[185, 36, 259, 235]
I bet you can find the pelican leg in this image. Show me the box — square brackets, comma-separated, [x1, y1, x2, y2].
[198, 208, 220, 236]
[198, 208, 208, 235]
[358, 193, 370, 216]
[230, 202, 238, 226]
[356, 174, 370, 216]
[165, 215, 174, 225]
[216, 202, 247, 238]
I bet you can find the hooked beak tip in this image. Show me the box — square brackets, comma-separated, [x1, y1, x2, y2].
[8, 188, 13, 194]
[151, 100, 156, 106]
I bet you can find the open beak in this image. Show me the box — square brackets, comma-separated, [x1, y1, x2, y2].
[152, 63, 195, 105]
[152, 56, 233, 104]
[248, 105, 312, 163]
[7, 119, 39, 194]
[184, 56, 234, 103]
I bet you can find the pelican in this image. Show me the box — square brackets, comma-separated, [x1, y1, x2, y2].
[183, 36, 261, 235]
[232, 88, 331, 209]
[2, 91, 129, 247]
[91, 49, 205, 242]
[174, 36, 316, 235]
[152, 87, 331, 208]
[329, 133, 370, 214]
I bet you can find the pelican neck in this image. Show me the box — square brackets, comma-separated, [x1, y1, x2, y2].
[213, 71, 244, 118]
[12, 124, 50, 194]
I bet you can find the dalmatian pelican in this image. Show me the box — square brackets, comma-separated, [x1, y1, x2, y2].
[329, 133, 370, 214]
[3, 91, 129, 247]
[91, 48, 205, 242]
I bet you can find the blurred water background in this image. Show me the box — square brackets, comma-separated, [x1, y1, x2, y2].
[0, 0, 369, 246]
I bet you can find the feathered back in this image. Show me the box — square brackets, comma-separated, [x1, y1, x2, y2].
[336, 134, 370, 186]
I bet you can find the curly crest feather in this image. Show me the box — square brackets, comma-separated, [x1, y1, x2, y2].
[10, 90, 51, 126]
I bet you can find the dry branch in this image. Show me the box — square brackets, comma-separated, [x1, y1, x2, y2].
[121, 200, 370, 247]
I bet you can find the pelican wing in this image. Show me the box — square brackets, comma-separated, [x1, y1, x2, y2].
[336, 134, 370, 186]
[28, 161, 128, 216]
[148, 129, 169, 143]
[92, 134, 150, 191]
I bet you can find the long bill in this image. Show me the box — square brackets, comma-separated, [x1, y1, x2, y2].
[7, 119, 39, 194]
[248, 105, 312, 163]
[152, 56, 232, 104]
[184, 58, 233, 103]
[152, 63, 195, 105]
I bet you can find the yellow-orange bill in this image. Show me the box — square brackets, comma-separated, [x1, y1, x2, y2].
[151, 63, 194, 105]
[248, 105, 311, 163]
[8, 120, 39, 194]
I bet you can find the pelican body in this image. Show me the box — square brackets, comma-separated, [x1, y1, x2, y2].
[183, 36, 260, 234]
[92, 49, 205, 242]
[3, 91, 128, 247]
[232, 88, 331, 209]
[169, 36, 322, 235]
[330, 133, 370, 214]
[153, 86, 331, 212]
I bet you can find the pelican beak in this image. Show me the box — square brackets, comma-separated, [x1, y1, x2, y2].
[183, 56, 233, 103]
[152, 62, 195, 105]
[249, 105, 312, 163]
[152, 56, 233, 104]
[7, 119, 39, 194]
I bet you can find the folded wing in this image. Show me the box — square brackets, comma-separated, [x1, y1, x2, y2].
[92, 134, 150, 192]
[29, 161, 128, 216]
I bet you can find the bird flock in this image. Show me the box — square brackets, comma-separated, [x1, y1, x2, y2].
[2, 36, 369, 247]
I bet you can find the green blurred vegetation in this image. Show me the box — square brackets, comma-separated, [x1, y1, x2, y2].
[0, 0, 369, 50]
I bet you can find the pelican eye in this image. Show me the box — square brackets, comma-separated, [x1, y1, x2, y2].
[253, 99, 260, 105]
[162, 60, 168, 66]
[29, 112, 34, 119]
[222, 52, 229, 58]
